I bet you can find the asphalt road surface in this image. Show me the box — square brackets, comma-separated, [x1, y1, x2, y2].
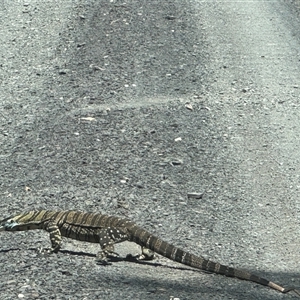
[1, 1, 300, 299]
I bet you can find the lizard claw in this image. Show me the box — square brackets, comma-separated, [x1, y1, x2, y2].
[96, 258, 111, 265]
[37, 247, 52, 255]
[280, 286, 300, 297]
[125, 252, 156, 262]
[96, 250, 120, 264]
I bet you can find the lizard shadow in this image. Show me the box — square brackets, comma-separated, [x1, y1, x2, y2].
[0, 247, 208, 273]
[1, 248, 298, 298]
[58, 248, 198, 273]
[0, 248, 21, 253]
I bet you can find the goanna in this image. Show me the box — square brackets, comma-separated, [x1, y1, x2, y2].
[0, 210, 299, 296]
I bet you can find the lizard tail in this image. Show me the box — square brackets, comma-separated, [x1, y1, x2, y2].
[130, 225, 299, 295]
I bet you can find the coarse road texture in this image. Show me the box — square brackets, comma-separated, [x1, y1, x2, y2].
[1, 1, 300, 299]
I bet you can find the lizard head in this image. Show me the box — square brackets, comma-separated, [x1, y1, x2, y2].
[0, 211, 47, 232]
[0, 214, 22, 231]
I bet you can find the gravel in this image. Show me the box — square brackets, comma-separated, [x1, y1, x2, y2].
[1, 1, 300, 299]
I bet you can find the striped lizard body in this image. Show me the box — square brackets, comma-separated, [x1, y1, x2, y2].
[0, 210, 299, 296]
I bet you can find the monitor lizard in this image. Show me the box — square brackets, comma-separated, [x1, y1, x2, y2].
[0, 210, 298, 296]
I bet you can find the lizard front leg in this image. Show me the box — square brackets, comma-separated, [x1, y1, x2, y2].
[40, 221, 62, 253]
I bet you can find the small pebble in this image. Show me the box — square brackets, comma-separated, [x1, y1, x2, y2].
[187, 192, 204, 199]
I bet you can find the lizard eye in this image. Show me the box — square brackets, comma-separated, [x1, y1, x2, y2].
[5, 219, 17, 228]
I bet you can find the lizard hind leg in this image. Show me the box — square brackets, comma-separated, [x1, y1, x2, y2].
[96, 244, 117, 264]
[96, 227, 129, 264]
[140, 247, 155, 260]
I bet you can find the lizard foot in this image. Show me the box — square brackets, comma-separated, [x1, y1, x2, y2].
[96, 250, 120, 265]
[125, 251, 156, 262]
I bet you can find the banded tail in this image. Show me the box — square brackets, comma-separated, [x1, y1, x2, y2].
[128, 224, 299, 295]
